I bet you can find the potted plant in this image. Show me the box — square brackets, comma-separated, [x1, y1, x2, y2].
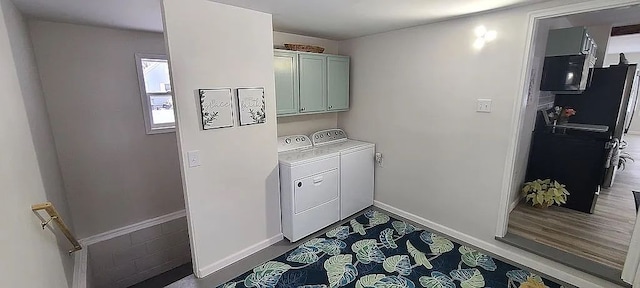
[617, 140, 634, 171]
[522, 179, 569, 208]
[618, 152, 634, 171]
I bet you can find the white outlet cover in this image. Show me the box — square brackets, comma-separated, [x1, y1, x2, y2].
[477, 99, 492, 113]
[187, 150, 201, 167]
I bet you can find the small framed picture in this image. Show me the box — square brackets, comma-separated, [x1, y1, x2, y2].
[237, 88, 266, 126]
[198, 88, 234, 130]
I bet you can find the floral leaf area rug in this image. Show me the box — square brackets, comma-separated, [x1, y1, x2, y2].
[218, 210, 564, 288]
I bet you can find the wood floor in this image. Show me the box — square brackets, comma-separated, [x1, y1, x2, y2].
[508, 134, 640, 271]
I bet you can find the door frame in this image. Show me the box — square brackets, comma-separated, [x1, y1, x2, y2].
[625, 214, 640, 284]
[495, 0, 640, 283]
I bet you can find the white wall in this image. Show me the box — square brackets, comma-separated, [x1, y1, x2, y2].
[162, 0, 281, 277]
[0, 0, 74, 286]
[277, 113, 339, 136]
[273, 31, 341, 136]
[338, 0, 620, 286]
[339, 3, 531, 242]
[29, 21, 184, 239]
[604, 51, 640, 67]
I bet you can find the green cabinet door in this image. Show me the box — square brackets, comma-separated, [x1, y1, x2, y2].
[274, 51, 299, 115]
[299, 54, 327, 113]
[327, 56, 350, 111]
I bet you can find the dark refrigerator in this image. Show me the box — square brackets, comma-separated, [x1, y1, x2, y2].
[555, 64, 639, 188]
[526, 64, 639, 213]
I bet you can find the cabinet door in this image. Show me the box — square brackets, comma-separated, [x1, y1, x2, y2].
[274, 51, 299, 116]
[299, 54, 327, 113]
[327, 56, 350, 111]
[545, 27, 589, 56]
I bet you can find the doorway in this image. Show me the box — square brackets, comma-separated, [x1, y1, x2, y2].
[496, 1, 640, 285]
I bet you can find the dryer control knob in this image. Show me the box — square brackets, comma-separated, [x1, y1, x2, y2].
[285, 138, 291, 144]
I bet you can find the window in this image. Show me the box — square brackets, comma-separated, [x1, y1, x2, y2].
[135, 53, 175, 134]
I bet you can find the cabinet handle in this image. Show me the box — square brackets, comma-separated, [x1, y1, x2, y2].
[300, 107, 306, 112]
[328, 105, 333, 109]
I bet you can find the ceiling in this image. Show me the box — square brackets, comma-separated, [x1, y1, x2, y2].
[11, 0, 549, 40]
[567, 4, 640, 28]
[565, 5, 640, 54]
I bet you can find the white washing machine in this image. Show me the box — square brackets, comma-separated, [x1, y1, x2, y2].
[311, 129, 375, 220]
[278, 135, 341, 242]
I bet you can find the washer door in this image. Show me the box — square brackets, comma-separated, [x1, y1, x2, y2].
[294, 169, 339, 214]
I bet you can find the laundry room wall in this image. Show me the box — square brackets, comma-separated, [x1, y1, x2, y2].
[162, 0, 281, 277]
[29, 20, 184, 239]
[273, 31, 341, 137]
[277, 113, 339, 136]
[337, 0, 620, 286]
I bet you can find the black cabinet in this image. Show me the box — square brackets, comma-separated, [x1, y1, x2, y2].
[525, 131, 607, 213]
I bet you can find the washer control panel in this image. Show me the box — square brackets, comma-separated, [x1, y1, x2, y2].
[278, 135, 312, 152]
[312, 129, 348, 146]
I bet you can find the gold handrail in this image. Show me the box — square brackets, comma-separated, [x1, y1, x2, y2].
[32, 202, 82, 254]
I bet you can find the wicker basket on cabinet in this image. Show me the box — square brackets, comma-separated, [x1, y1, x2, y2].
[283, 43, 325, 53]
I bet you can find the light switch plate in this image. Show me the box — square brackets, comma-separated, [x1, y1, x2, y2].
[477, 99, 492, 113]
[187, 150, 201, 167]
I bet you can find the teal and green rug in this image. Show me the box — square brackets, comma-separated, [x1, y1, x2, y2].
[218, 210, 564, 288]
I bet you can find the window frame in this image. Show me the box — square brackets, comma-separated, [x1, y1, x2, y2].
[135, 53, 176, 134]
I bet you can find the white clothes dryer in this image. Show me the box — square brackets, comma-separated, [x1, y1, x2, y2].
[311, 129, 375, 220]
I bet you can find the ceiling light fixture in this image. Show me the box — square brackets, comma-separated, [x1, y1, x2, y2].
[473, 25, 497, 50]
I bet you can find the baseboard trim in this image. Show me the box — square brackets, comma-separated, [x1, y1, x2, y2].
[626, 131, 640, 136]
[196, 233, 284, 278]
[509, 197, 521, 213]
[80, 209, 186, 246]
[72, 244, 88, 288]
[373, 200, 622, 288]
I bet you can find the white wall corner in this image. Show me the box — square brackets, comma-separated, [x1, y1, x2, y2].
[162, 0, 280, 278]
[196, 234, 284, 278]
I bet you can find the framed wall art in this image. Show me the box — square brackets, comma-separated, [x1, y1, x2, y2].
[198, 88, 234, 130]
[237, 88, 266, 126]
